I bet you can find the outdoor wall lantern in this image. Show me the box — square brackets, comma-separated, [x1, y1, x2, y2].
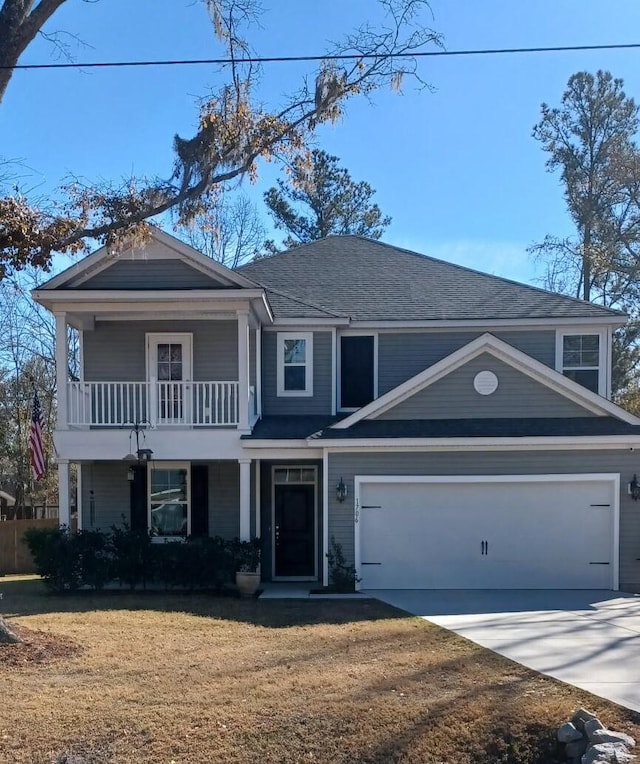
[336, 477, 348, 503]
[629, 474, 640, 501]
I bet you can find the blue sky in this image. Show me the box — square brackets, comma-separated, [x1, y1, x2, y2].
[3, 0, 640, 286]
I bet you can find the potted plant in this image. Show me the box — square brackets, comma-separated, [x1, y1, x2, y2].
[233, 538, 261, 597]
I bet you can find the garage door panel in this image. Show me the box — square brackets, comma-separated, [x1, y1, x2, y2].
[358, 478, 615, 590]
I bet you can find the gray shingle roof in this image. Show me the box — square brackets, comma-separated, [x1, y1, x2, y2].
[238, 236, 624, 322]
[312, 417, 640, 439]
[241, 415, 343, 440]
[241, 416, 640, 440]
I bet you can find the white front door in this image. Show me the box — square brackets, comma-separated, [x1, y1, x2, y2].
[147, 334, 193, 425]
[357, 476, 618, 590]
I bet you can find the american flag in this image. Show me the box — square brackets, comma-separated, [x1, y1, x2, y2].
[29, 387, 46, 482]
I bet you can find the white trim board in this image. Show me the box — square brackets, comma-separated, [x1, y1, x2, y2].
[333, 333, 640, 429]
[353, 473, 620, 591]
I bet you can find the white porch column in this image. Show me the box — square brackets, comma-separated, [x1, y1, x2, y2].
[58, 460, 71, 528]
[237, 310, 250, 433]
[55, 312, 68, 430]
[239, 458, 251, 541]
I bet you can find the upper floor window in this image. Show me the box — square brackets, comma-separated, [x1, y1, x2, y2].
[339, 334, 377, 410]
[277, 332, 313, 397]
[560, 334, 600, 394]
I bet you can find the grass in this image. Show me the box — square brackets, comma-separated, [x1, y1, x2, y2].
[0, 577, 638, 764]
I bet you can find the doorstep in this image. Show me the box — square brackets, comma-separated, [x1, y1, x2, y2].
[259, 582, 367, 600]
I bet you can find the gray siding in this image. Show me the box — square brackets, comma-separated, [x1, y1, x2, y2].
[208, 461, 239, 539]
[327, 450, 640, 592]
[261, 331, 333, 415]
[81, 462, 131, 530]
[81, 460, 240, 538]
[377, 330, 555, 395]
[83, 320, 238, 381]
[76, 259, 229, 290]
[376, 353, 595, 420]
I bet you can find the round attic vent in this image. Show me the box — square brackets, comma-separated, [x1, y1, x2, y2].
[473, 370, 498, 396]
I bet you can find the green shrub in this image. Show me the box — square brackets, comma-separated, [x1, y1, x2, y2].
[326, 536, 361, 592]
[23, 523, 260, 593]
[230, 538, 261, 572]
[76, 530, 112, 590]
[23, 526, 83, 593]
[109, 523, 153, 590]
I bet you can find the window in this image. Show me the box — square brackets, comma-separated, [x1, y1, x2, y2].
[277, 332, 313, 396]
[339, 335, 376, 409]
[149, 464, 190, 538]
[561, 334, 600, 393]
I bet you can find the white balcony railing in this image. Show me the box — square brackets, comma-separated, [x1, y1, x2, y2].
[68, 381, 239, 427]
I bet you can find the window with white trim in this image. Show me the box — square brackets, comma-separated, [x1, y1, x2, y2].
[148, 463, 190, 538]
[277, 332, 313, 396]
[561, 334, 600, 393]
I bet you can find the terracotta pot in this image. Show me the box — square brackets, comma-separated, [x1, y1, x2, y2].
[235, 571, 260, 597]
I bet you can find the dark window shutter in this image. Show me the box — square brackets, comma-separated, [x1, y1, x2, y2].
[191, 464, 209, 538]
[130, 465, 148, 531]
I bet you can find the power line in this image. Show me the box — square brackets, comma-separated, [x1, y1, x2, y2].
[6, 42, 640, 71]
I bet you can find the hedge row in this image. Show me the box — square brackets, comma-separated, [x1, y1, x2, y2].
[23, 525, 261, 593]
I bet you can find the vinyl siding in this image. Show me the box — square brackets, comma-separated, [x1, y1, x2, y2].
[261, 331, 333, 415]
[83, 320, 238, 381]
[377, 330, 555, 395]
[75, 258, 229, 290]
[208, 461, 239, 539]
[81, 460, 240, 538]
[80, 462, 132, 531]
[327, 450, 640, 592]
[376, 353, 595, 420]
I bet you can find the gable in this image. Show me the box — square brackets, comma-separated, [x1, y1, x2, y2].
[334, 333, 640, 429]
[374, 353, 597, 420]
[71, 258, 231, 290]
[38, 228, 259, 292]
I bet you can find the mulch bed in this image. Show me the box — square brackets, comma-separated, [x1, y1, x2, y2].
[0, 623, 80, 669]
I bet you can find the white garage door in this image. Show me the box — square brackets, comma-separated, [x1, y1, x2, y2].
[357, 476, 618, 590]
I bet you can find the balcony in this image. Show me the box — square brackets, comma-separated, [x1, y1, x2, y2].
[67, 381, 246, 427]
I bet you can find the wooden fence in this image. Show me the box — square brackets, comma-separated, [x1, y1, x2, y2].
[0, 519, 59, 575]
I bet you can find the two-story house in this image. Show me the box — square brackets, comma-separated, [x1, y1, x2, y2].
[33, 230, 640, 592]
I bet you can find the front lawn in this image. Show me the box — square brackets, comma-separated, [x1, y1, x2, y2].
[0, 577, 638, 763]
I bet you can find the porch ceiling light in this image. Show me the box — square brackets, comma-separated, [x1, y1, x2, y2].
[629, 474, 640, 501]
[336, 477, 348, 503]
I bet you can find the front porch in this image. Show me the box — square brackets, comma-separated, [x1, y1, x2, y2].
[55, 458, 325, 585]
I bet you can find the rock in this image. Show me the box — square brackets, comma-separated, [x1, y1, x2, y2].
[590, 729, 636, 748]
[581, 741, 636, 763]
[573, 708, 602, 732]
[559, 722, 585, 743]
[584, 718, 606, 740]
[565, 737, 588, 759]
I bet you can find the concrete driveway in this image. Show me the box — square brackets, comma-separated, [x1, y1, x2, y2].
[368, 589, 640, 713]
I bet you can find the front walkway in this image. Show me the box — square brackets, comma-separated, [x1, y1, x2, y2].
[368, 589, 640, 713]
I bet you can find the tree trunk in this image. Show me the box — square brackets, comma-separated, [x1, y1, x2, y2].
[582, 225, 592, 302]
[0, 614, 22, 644]
[0, 0, 68, 105]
